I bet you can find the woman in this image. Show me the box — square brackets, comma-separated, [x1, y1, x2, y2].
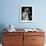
[22, 8, 30, 20]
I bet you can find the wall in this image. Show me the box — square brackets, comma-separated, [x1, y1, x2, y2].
[0, 0, 46, 44]
[0, 0, 46, 29]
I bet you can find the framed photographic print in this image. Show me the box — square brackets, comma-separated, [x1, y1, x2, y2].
[20, 5, 34, 22]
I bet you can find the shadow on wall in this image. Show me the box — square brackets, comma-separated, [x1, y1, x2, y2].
[0, 24, 7, 43]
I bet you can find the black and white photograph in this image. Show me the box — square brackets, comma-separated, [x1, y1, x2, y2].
[20, 5, 34, 22]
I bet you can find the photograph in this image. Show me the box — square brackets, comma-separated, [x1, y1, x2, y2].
[20, 5, 34, 22]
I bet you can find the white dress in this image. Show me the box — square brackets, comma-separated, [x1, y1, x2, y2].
[22, 12, 29, 20]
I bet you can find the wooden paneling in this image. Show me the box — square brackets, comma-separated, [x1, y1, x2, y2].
[24, 32, 45, 46]
[2, 31, 45, 46]
[24, 36, 32, 46]
[3, 32, 23, 46]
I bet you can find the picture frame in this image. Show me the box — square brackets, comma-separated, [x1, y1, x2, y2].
[20, 5, 34, 22]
